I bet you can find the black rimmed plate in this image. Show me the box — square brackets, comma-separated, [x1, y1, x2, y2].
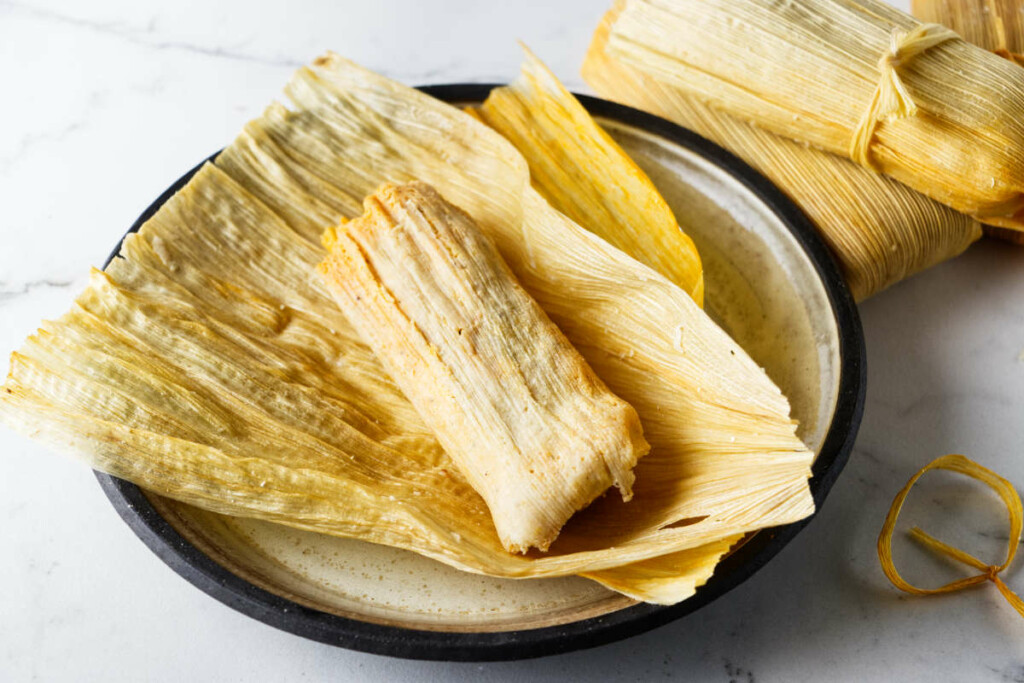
[96, 85, 865, 661]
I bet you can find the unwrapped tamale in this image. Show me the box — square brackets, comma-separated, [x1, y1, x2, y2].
[605, 0, 1024, 231]
[0, 54, 816, 604]
[913, 0, 1024, 245]
[319, 181, 649, 553]
[583, 3, 981, 300]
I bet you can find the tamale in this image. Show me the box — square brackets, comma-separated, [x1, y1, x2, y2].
[318, 181, 648, 554]
[0, 54, 816, 604]
[605, 0, 1024, 232]
[913, 0, 1024, 65]
[913, 0, 1024, 245]
[473, 47, 704, 305]
[583, 3, 981, 301]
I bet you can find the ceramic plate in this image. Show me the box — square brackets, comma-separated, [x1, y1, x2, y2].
[96, 85, 865, 661]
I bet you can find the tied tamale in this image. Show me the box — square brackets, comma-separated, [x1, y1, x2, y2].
[583, 2, 981, 300]
[319, 182, 649, 554]
[604, 0, 1024, 232]
[913, 0, 1024, 65]
[0, 54, 816, 604]
[912, 0, 1024, 246]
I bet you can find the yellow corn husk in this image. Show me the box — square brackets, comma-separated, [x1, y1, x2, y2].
[913, 0, 1024, 63]
[0, 54, 815, 604]
[583, 4, 981, 301]
[604, 0, 1024, 232]
[469, 49, 737, 601]
[318, 181, 649, 554]
[913, 0, 1024, 245]
[474, 46, 704, 305]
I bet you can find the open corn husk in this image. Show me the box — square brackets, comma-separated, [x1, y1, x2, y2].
[319, 181, 649, 554]
[471, 52, 744, 600]
[583, 3, 981, 301]
[913, 0, 1024, 246]
[604, 0, 1024, 232]
[0, 53, 815, 604]
[471, 46, 703, 305]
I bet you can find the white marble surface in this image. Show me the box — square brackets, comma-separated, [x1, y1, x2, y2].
[3, 0, 1024, 680]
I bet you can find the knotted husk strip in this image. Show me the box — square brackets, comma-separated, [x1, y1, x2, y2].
[877, 454, 1024, 617]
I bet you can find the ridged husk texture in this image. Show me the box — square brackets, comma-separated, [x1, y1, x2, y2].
[604, 0, 1024, 232]
[583, 2, 981, 300]
[913, 0, 1024, 244]
[0, 54, 814, 604]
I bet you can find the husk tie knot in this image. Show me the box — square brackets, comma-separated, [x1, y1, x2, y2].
[850, 24, 958, 169]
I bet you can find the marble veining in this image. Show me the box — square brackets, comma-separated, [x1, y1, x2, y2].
[0, 279, 74, 303]
[3, 0, 1024, 681]
[2, 1, 304, 69]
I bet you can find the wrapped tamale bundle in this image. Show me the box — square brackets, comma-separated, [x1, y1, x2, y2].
[0, 54, 816, 604]
[319, 181, 649, 553]
[913, 0, 1024, 64]
[471, 47, 704, 305]
[913, 0, 1024, 245]
[604, 0, 1024, 232]
[583, 4, 981, 300]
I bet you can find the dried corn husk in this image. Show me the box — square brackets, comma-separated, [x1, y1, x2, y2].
[913, 0, 1024, 245]
[473, 47, 704, 305]
[583, 3, 981, 300]
[0, 54, 815, 604]
[604, 0, 1024, 232]
[913, 0, 1024, 63]
[470, 49, 747, 598]
[319, 181, 649, 554]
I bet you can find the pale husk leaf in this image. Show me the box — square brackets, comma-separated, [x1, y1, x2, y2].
[912, 0, 1024, 245]
[606, 0, 1024, 231]
[0, 55, 814, 603]
[583, 3, 982, 300]
[474, 46, 704, 305]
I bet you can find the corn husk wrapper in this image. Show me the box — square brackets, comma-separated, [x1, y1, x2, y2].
[605, 0, 1024, 232]
[913, 0, 1024, 245]
[0, 54, 815, 604]
[583, 3, 981, 301]
[913, 0, 1024, 64]
[472, 47, 704, 305]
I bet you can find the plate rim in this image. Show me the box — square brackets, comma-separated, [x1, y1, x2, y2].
[94, 83, 866, 662]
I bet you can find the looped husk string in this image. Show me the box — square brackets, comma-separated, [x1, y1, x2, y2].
[850, 24, 958, 169]
[877, 454, 1024, 616]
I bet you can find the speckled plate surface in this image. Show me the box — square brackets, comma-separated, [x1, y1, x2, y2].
[96, 86, 865, 661]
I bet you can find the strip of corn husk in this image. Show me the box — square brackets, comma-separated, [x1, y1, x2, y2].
[0, 54, 815, 604]
[583, 3, 981, 301]
[319, 181, 650, 554]
[604, 0, 1024, 232]
[471, 46, 704, 305]
[913, 0, 1024, 245]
